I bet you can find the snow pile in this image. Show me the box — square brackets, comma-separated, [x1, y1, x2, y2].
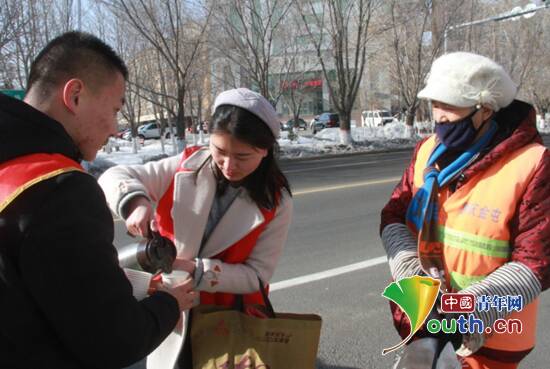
[308, 121, 422, 141]
[88, 138, 178, 177]
[91, 119, 547, 179]
[92, 123, 421, 177]
[278, 122, 419, 159]
[98, 138, 176, 166]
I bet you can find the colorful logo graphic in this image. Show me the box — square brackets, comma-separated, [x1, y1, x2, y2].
[381, 275, 440, 354]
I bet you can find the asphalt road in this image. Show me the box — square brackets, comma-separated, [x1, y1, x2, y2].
[113, 134, 550, 369]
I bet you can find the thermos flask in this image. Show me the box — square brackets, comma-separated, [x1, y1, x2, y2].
[118, 231, 177, 274]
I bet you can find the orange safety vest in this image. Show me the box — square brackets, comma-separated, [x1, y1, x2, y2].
[0, 153, 83, 213]
[154, 147, 277, 307]
[412, 136, 545, 358]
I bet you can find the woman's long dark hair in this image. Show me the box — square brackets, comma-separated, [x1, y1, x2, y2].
[206, 104, 291, 209]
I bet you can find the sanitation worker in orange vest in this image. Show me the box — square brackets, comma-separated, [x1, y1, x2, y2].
[98, 88, 293, 369]
[0, 32, 197, 369]
[380, 52, 549, 369]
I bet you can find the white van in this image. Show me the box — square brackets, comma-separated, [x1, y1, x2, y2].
[137, 122, 176, 139]
[361, 110, 394, 127]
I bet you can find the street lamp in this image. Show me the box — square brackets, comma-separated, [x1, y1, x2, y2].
[444, 1, 549, 52]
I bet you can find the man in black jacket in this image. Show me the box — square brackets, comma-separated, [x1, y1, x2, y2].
[0, 31, 195, 368]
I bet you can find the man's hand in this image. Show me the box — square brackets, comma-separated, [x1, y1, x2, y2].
[157, 278, 197, 312]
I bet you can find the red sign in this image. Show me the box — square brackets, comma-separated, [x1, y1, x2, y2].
[303, 79, 322, 87]
[440, 293, 475, 313]
[280, 79, 322, 90]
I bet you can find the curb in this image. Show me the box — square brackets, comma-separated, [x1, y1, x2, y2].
[279, 146, 416, 163]
[278, 132, 548, 163]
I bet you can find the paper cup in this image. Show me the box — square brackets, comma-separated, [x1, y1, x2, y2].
[124, 268, 153, 301]
[161, 270, 190, 287]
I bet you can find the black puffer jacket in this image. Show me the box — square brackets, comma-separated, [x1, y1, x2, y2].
[0, 93, 179, 368]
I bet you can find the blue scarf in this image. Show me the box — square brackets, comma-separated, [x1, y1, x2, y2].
[406, 120, 498, 234]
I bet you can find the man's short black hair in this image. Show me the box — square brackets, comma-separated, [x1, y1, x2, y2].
[27, 31, 128, 96]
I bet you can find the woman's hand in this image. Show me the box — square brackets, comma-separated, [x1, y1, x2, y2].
[172, 258, 197, 274]
[125, 196, 154, 238]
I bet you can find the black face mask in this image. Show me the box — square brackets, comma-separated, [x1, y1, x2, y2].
[435, 108, 479, 150]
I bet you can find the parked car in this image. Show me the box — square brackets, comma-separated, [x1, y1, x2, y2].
[361, 110, 394, 127]
[282, 118, 307, 131]
[122, 129, 133, 140]
[312, 113, 340, 134]
[115, 127, 130, 139]
[137, 122, 176, 139]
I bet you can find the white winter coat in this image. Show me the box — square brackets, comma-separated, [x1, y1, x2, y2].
[98, 147, 293, 369]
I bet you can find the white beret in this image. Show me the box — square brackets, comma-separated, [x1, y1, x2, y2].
[213, 88, 280, 137]
[418, 52, 517, 111]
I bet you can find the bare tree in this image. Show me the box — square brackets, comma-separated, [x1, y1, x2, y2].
[0, 0, 96, 91]
[3, 0, 75, 88]
[87, 2, 148, 153]
[209, 0, 293, 101]
[388, 0, 465, 133]
[280, 72, 307, 132]
[277, 56, 320, 135]
[524, 9, 550, 125]
[104, 0, 211, 152]
[297, 0, 377, 145]
[116, 27, 146, 153]
[121, 77, 144, 154]
[0, 0, 25, 88]
[434, 0, 549, 133]
[443, 1, 548, 99]
[186, 60, 209, 135]
[0, 0, 22, 52]
[267, 4, 320, 136]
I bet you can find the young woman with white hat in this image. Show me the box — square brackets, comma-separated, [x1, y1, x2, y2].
[99, 88, 293, 369]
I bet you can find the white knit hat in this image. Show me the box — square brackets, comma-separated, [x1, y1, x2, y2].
[418, 52, 517, 111]
[213, 88, 280, 137]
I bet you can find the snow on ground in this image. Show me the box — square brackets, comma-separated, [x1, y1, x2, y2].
[90, 120, 549, 178]
[96, 122, 418, 167]
[278, 122, 419, 159]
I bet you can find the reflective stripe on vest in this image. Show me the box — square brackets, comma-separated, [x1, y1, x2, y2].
[0, 153, 83, 213]
[412, 135, 546, 354]
[154, 146, 277, 307]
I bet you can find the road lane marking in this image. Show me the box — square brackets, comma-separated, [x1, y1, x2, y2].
[112, 176, 401, 220]
[293, 177, 401, 196]
[284, 158, 406, 173]
[270, 256, 387, 291]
